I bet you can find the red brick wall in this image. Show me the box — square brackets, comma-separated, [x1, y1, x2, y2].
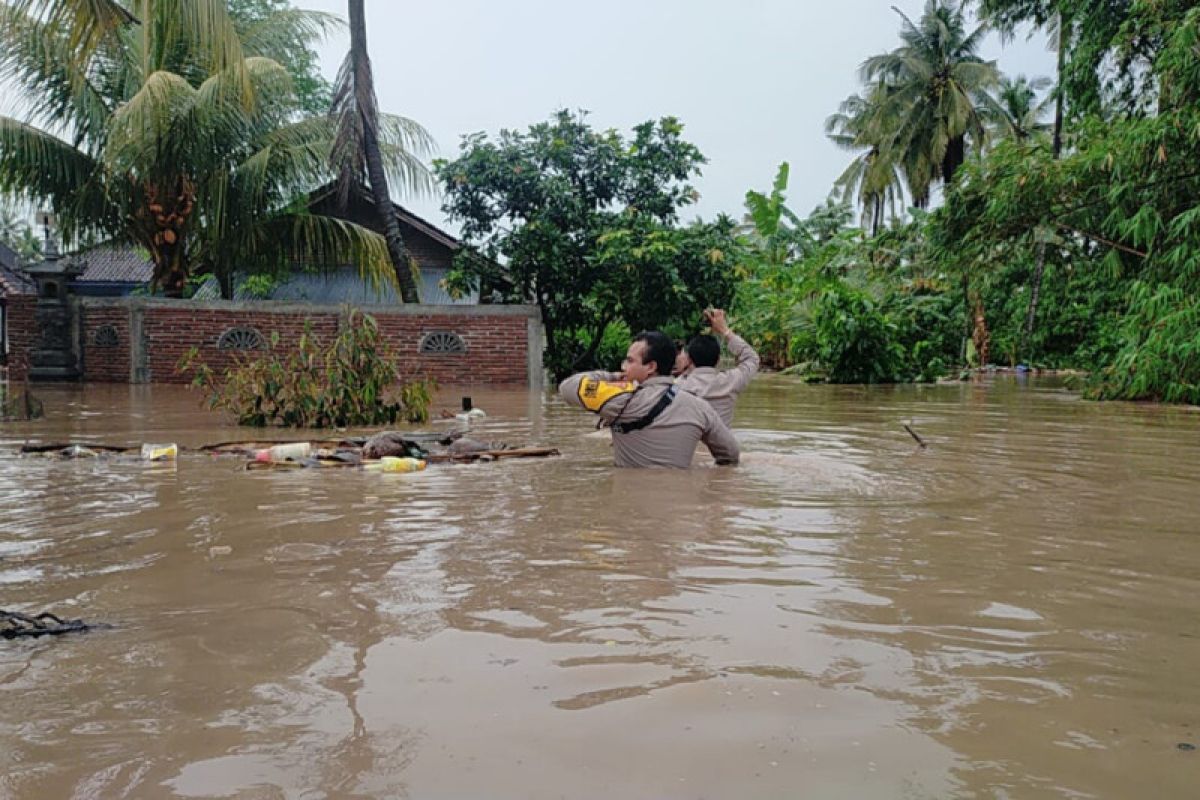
[374, 313, 528, 384]
[2, 295, 36, 383]
[69, 300, 536, 386]
[81, 305, 131, 383]
[142, 307, 342, 384]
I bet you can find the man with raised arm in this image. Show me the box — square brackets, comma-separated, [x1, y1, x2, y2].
[559, 330, 740, 469]
[673, 308, 760, 427]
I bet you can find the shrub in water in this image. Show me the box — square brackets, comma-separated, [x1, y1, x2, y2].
[179, 311, 433, 427]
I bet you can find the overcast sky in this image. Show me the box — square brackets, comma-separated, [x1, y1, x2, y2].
[296, 0, 1054, 232]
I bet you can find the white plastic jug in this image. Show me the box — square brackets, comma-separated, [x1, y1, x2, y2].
[254, 442, 311, 463]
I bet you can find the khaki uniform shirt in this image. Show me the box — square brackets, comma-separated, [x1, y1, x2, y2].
[675, 332, 760, 427]
[559, 373, 740, 468]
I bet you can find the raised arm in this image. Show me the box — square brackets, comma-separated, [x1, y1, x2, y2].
[706, 309, 760, 393]
[723, 332, 760, 392]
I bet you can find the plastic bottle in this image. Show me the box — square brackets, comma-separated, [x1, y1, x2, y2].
[254, 442, 311, 463]
[141, 443, 178, 461]
[373, 456, 426, 473]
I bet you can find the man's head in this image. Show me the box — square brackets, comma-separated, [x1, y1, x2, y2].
[623, 331, 676, 383]
[686, 334, 721, 369]
[672, 343, 692, 377]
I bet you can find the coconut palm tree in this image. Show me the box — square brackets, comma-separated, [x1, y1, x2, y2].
[860, 0, 999, 205]
[979, 74, 1054, 143]
[0, 0, 429, 297]
[825, 89, 908, 235]
[330, 0, 434, 304]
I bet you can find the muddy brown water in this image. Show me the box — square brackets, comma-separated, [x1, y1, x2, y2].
[1, 377, 1198, 799]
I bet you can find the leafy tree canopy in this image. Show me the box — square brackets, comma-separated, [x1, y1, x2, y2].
[436, 110, 740, 378]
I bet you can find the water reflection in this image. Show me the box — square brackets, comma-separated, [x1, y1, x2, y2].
[0, 379, 1198, 797]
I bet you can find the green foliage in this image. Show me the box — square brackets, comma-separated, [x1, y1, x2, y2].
[914, 1, 1200, 402]
[178, 312, 433, 427]
[0, 209, 41, 262]
[829, 0, 999, 218]
[805, 285, 905, 383]
[436, 110, 738, 379]
[1089, 282, 1200, 404]
[226, 0, 336, 116]
[734, 165, 961, 383]
[0, 0, 429, 297]
[237, 273, 279, 299]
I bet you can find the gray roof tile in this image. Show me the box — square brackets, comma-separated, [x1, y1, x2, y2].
[73, 245, 153, 283]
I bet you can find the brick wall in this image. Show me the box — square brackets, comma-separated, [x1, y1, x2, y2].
[374, 313, 529, 384]
[141, 307, 342, 384]
[70, 298, 542, 387]
[80, 304, 131, 382]
[2, 295, 36, 383]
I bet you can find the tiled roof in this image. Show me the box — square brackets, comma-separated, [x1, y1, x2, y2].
[0, 261, 35, 296]
[0, 240, 19, 270]
[73, 244, 153, 283]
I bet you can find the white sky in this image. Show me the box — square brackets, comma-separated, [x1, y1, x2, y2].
[296, 0, 1055, 231]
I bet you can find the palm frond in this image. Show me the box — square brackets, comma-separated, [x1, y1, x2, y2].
[0, 4, 118, 148]
[104, 70, 197, 174]
[5, 0, 137, 75]
[238, 8, 342, 61]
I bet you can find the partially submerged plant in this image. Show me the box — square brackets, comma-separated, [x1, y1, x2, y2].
[179, 311, 433, 427]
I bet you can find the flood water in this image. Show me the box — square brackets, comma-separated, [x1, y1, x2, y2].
[1, 376, 1198, 798]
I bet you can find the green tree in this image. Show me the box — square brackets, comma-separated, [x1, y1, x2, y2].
[861, 0, 999, 205]
[979, 74, 1054, 143]
[976, 1, 1161, 121]
[227, 0, 337, 117]
[825, 89, 907, 235]
[330, 0, 434, 304]
[436, 110, 733, 378]
[930, 4, 1200, 397]
[0, 0, 427, 297]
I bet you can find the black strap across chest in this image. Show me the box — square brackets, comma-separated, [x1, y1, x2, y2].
[611, 387, 676, 435]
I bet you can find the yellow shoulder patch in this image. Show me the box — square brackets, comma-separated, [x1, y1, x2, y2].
[578, 377, 635, 412]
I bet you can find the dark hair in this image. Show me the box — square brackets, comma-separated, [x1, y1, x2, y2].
[687, 334, 721, 368]
[631, 331, 677, 377]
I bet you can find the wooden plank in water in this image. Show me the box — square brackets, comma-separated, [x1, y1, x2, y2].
[424, 447, 561, 464]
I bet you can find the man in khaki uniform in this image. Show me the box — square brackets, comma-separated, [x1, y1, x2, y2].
[673, 308, 759, 427]
[559, 331, 740, 469]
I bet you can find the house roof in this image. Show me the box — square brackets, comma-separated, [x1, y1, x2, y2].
[307, 184, 461, 251]
[0, 240, 19, 270]
[0, 261, 35, 296]
[72, 244, 153, 283]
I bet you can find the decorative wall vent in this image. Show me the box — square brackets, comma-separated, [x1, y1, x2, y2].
[217, 327, 267, 351]
[92, 325, 119, 347]
[419, 331, 466, 354]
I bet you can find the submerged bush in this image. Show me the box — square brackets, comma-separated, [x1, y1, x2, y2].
[179, 311, 433, 427]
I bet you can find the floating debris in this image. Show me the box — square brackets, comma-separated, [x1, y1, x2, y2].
[2, 609, 110, 639]
[13, 429, 559, 471]
[140, 443, 178, 461]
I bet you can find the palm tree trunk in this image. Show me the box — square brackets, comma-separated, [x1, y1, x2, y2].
[347, 0, 420, 304]
[1052, 14, 1066, 159]
[1025, 18, 1067, 359]
[943, 136, 966, 187]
